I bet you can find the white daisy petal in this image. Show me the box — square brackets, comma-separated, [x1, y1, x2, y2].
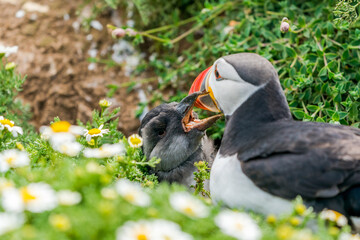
[2, 183, 58, 213]
[0, 149, 30, 172]
[83, 143, 125, 158]
[115, 179, 150, 207]
[169, 192, 209, 218]
[0, 212, 24, 236]
[57, 190, 82, 206]
[215, 210, 261, 240]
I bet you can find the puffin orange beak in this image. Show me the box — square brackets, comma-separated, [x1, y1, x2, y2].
[189, 66, 221, 113]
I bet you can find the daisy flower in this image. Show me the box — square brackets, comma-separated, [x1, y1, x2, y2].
[40, 121, 84, 139]
[101, 187, 118, 200]
[339, 233, 360, 240]
[57, 190, 82, 206]
[83, 143, 125, 158]
[0, 116, 23, 137]
[0, 45, 18, 57]
[116, 219, 193, 240]
[2, 182, 58, 213]
[115, 179, 150, 207]
[116, 220, 153, 240]
[319, 209, 348, 227]
[99, 99, 112, 108]
[128, 134, 143, 148]
[151, 219, 193, 240]
[0, 213, 24, 236]
[215, 210, 262, 240]
[0, 149, 30, 172]
[169, 192, 209, 218]
[84, 124, 109, 142]
[85, 162, 106, 174]
[49, 133, 82, 157]
[0, 178, 14, 193]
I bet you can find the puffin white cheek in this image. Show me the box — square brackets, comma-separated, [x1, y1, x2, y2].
[210, 77, 261, 116]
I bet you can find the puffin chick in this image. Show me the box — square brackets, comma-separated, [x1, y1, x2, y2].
[139, 92, 221, 187]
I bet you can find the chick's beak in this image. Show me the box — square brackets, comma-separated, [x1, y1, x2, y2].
[189, 66, 220, 113]
[177, 92, 222, 132]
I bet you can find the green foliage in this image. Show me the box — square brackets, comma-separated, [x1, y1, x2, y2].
[111, 0, 360, 131]
[191, 161, 210, 198]
[333, 0, 360, 26]
[0, 57, 32, 131]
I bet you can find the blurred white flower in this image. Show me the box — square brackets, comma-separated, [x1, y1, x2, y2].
[319, 209, 348, 227]
[115, 179, 150, 207]
[215, 210, 261, 240]
[2, 183, 58, 213]
[116, 219, 193, 240]
[85, 162, 106, 174]
[151, 219, 193, 240]
[57, 190, 82, 206]
[0, 116, 23, 137]
[169, 192, 209, 218]
[0, 46, 18, 57]
[0, 213, 24, 236]
[83, 143, 125, 158]
[101, 187, 117, 200]
[0, 178, 14, 193]
[49, 133, 82, 157]
[84, 124, 109, 142]
[116, 220, 153, 240]
[339, 233, 360, 240]
[99, 99, 112, 108]
[0, 149, 30, 172]
[128, 134, 143, 148]
[40, 121, 84, 139]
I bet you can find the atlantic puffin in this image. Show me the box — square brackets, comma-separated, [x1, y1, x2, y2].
[139, 92, 221, 187]
[188, 53, 360, 219]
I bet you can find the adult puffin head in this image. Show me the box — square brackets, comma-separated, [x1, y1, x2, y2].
[188, 53, 360, 226]
[139, 92, 221, 186]
[189, 52, 291, 120]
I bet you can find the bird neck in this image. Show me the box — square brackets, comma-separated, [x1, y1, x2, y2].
[227, 80, 292, 126]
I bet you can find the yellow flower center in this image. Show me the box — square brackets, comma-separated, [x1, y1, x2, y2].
[136, 234, 148, 240]
[124, 193, 136, 203]
[130, 137, 142, 145]
[88, 128, 101, 135]
[5, 157, 15, 165]
[0, 119, 14, 127]
[183, 206, 195, 216]
[20, 187, 36, 203]
[51, 121, 71, 133]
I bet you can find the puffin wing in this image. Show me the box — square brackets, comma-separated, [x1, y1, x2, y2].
[222, 120, 360, 199]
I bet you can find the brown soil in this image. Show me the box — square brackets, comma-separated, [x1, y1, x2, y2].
[0, 0, 141, 136]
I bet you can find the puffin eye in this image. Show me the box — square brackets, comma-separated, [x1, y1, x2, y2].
[214, 66, 223, 80]
[158, 128, 166, 137]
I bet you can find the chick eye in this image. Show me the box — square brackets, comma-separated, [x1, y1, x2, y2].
[158, 129, 166, 137]
[215, 66, 222, 80]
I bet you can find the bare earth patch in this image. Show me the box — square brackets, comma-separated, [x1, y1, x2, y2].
[0, 0, 140, 135]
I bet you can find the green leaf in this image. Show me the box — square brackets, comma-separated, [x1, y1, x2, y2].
[285, 47, 296, 58]
[292, 110, 305, 120]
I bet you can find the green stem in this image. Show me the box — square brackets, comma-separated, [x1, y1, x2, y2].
[143, 16, 197, 34]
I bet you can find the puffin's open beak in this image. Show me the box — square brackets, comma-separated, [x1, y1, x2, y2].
[177, 92, 222, 132]
[189, 66, 221, 113]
